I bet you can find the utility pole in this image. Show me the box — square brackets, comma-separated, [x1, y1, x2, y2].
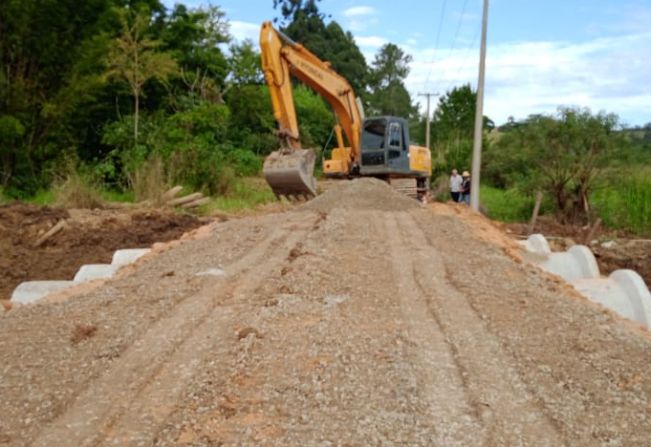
[470, 0, 489, 212]
[418, 92, 438, 149]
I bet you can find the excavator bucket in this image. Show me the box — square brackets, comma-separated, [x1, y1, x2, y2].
[263, 148, 317, 200]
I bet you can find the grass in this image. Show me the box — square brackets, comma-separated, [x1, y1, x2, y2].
[200, 177, 276, 213]
[99, 189, 135, 203]
[0, 187, 11, 204]
[592, 169, 651, 235]
[479, 185, 536, 222]
[27, 189, 57, 205]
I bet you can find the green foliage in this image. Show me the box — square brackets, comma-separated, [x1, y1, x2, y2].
[0, 115, 26, 187]
[203, 177, 276, 212]
[480, 185, 537, 223]
[367, 44, 417, 118]
[592, 168, 651, 235]
[105, 8, 179, 143]
[278, 0, 369, 94]
[485, 107, 622, 223]
[0, 187, 9, 204]
[420, 85, 493, 178]
[228, 40, 263, 85]
[293, 86, 334, 148]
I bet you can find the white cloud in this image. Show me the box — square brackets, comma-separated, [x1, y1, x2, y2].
[402, 32, 651, 125]
[342, 6, 378, 31]
[229, 20, 259, 44]
[343, 6, 376, 17]
[355, 35, 388, 49]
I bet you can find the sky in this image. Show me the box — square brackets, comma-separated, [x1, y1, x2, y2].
[162, 0, 651, 126]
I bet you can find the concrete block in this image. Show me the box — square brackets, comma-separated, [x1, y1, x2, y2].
[520, 233, 552, 255]
[572, 270, 651, 328]
[111, 248, 150, 266]
[11, 281, 76, 304]
[539, 244, 600, 282]
[73, 264, 120, 283]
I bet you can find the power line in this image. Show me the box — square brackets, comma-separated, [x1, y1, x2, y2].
[444, 24, 481, 94]
[423, 0, 448, 89]
[446, 0, 471, 61]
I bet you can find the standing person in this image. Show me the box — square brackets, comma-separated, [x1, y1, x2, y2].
[449, 169, 463, 202]
[461, 171, 471, 204]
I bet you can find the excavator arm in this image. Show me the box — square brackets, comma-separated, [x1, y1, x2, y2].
[259, 22, 363, 198]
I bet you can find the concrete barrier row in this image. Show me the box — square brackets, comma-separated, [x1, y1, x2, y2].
[10, 248, 150, 305]
[520, 234, 651, 328]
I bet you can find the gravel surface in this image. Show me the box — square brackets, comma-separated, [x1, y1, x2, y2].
[300, 177, 421, 212]
[1, 181, 651, 446]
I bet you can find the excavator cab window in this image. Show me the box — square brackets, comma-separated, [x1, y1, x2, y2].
[388, 122, 402, 149]
[362, 118, 387, 149]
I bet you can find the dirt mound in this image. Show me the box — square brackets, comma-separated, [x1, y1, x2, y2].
[301, 178, 421, 212]
[0, 203, 207, 301]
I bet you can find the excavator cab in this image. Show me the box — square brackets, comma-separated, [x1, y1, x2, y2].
[357, 116, 431, 200]
[359, 117, 429, 177]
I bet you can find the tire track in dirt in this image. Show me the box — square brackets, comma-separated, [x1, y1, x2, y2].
[383, 212, 483, 446]
[396, 210, 564, 446]
[31, 213, 319, 447]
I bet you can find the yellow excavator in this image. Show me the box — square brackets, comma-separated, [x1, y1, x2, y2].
[259, 21, 432, 200]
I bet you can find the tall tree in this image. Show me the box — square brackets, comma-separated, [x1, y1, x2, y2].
[160, 4, 230, 90]
[367, 44, 416, 118]
[273, 0, 368, 94]
[105, 8, 178, 144]
[427, 84, 493, 172]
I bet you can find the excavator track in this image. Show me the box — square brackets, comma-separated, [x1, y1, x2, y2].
[263, 148, 318, 200]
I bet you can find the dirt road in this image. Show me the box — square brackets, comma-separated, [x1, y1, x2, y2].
[1, 180, 651, 446]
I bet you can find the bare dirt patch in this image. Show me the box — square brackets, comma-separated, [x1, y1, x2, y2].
[0, 203, 207, 300]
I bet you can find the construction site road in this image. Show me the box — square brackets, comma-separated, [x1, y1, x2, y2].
[1, 180, 651, 446]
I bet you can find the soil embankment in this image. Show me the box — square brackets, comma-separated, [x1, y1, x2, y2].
[0, 203, 206, 300]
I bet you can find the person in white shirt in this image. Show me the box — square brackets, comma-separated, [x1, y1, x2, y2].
[449, 169, 463, 202]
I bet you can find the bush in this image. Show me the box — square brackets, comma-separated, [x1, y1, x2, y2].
[0, 187, 8, 204]
[480, 185, 536, 222]
[54, 170, 104, 209]
[227, 148, 261, 176]
[127, 156, 169, 204]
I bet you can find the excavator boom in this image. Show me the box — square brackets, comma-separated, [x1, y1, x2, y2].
[259, 22, 363, 199]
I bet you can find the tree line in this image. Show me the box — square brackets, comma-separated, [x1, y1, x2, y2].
[0, 0, 418, 197]
[1, 0, 649, 230]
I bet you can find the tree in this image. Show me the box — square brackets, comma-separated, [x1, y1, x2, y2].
[228, 40, 263, 85]
[161, 4, 230, 91]
[272, 0, 324, 26]
[486, 107, 622, 223]
[425, 84, 493, 174]
[0, 0, 123, 192]
[369, 44, 412, 89]
[367, 44, 416, 118]
[274, 0, 369, 94]
[105, 8, 178, 144]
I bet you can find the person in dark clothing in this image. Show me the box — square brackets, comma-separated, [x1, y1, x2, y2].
[460, 171, 471, 204]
